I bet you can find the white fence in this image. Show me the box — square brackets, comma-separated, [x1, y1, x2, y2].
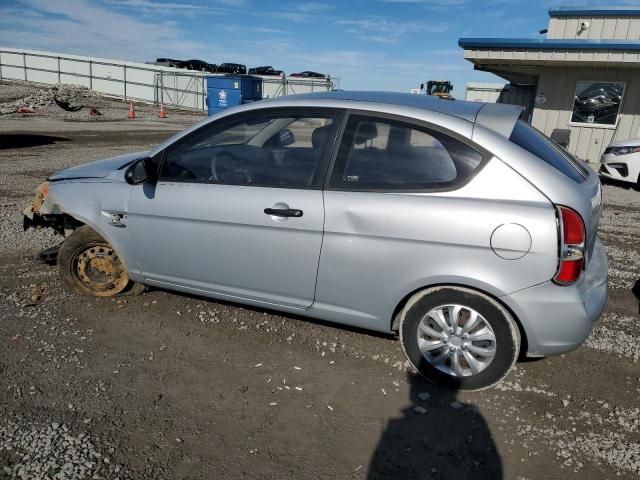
[0, 47, 336, 111]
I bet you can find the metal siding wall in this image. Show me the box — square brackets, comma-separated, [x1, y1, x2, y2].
[498, 87, 533, 110]
[628, 20, 640, 40]
[464, 83, 533, 110]
[602, 18, 618, 38]
[615, 18, 631, 39]
[588, 18, 605, 39]
[532, 66, 640, 163]
[464, 84, 503, 102]
[548, 18, 562, 38]
[547, 15, 640, 39]
[628, 91, 640, 138]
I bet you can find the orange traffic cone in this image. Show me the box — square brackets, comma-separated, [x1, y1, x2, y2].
[128, 101, 135, 119]
[159, 103, 167, 119]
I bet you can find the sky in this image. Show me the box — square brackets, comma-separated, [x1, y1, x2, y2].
[0, 0, 637, 94]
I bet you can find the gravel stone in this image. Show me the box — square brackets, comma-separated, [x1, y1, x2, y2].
[0, 417, 131, 479]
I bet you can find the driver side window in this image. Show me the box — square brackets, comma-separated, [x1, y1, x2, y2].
[160, 111, 337, 188]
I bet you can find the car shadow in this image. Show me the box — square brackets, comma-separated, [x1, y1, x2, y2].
[34, 256, 399, 341]
[148, 285, 397, 340]
[367, 372, 502, 479]
[0, 134, 70, 150]
[142, 180, 156, 199]
[600, 175, 640, 191]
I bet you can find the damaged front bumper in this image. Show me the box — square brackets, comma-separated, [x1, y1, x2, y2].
[22, 182, 80, 235]
[23, 182, 60, 232]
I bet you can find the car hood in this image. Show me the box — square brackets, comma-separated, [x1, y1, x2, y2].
[48, 151, 149, 181]
[607, 137, 640, 148]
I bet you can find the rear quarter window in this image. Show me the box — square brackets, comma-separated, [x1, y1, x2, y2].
[329, 115, 485, 191]
[510, 121, 588, 183]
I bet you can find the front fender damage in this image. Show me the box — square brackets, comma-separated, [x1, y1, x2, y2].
[22, 182, 83, 235]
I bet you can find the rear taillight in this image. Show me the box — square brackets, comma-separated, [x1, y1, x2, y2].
[554, 206, 585, 285]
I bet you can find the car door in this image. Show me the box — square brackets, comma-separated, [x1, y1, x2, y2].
[127, 108, 342, 309]
[314, 113, 492, 331]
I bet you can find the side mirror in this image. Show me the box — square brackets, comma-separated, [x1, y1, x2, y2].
[143, 157, 160, 182]
[125, 157, 158, 185]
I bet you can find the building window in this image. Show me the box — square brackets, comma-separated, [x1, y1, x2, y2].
[571, 81, 624, 127]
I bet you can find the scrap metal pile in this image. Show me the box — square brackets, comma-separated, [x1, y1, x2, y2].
[0, 82, 97, 115]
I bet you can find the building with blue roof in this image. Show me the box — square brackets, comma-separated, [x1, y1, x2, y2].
[458, 6, 640, 164]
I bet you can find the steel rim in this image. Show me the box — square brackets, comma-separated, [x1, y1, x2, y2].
[72, 242, 129, 296]
[416, 304, 497, 377]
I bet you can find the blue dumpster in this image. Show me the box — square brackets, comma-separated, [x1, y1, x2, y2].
[206, 75, 263, 116]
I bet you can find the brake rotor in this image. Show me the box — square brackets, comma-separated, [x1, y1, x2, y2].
[74, 243, 129, 296]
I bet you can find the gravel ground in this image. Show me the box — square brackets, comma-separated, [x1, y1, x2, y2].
[0, 108, 639, 479]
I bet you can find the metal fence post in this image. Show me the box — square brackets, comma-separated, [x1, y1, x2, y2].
[0, 51, 3, 81]
[89, 60, 93, 90]
[123, 65, 127, 100]
[160, 71, 164, 107]
[57, 56, 61, 84]
[23, 52, 27, 81]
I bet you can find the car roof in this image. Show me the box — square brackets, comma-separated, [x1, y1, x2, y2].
[270, 90, 523, 135]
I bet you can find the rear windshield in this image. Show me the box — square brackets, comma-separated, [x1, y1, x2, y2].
[510, 121, 588, 183]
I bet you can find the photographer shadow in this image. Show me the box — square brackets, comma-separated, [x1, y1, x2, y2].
[367, 372, 502, 480]
[632, 279, 640, 314]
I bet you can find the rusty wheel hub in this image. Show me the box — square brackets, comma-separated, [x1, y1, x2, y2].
[74, 243, 128, 296]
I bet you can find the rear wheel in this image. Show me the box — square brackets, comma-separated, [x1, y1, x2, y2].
[58, 226, 145, 297]
[399, 286, 520, 391]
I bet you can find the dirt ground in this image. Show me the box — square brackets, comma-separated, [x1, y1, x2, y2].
[0, 95, 639, 480]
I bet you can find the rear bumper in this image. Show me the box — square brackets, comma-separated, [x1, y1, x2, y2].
[501, 237, 608, 357]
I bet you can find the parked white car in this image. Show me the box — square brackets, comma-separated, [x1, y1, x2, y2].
[599, 138, 640, 187]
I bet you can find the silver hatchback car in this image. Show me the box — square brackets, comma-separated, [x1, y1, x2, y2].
[24, 91, 608, 390]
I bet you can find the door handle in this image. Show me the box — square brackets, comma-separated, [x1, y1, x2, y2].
[264, 208, 303, 218]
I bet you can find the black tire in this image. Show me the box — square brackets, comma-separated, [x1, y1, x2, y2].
[58, 225, 146, 297]
[399, 286, 520, 391]
[120, 281, 147, 296]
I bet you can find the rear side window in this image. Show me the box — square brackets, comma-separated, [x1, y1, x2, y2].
[329, 115, 484, 190]
[510, 121, 588, 183]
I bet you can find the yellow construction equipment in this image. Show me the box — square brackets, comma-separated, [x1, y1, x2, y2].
[423, 80, 454, 100]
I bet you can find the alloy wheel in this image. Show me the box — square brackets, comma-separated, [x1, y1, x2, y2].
[416, 304, 497, 377]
